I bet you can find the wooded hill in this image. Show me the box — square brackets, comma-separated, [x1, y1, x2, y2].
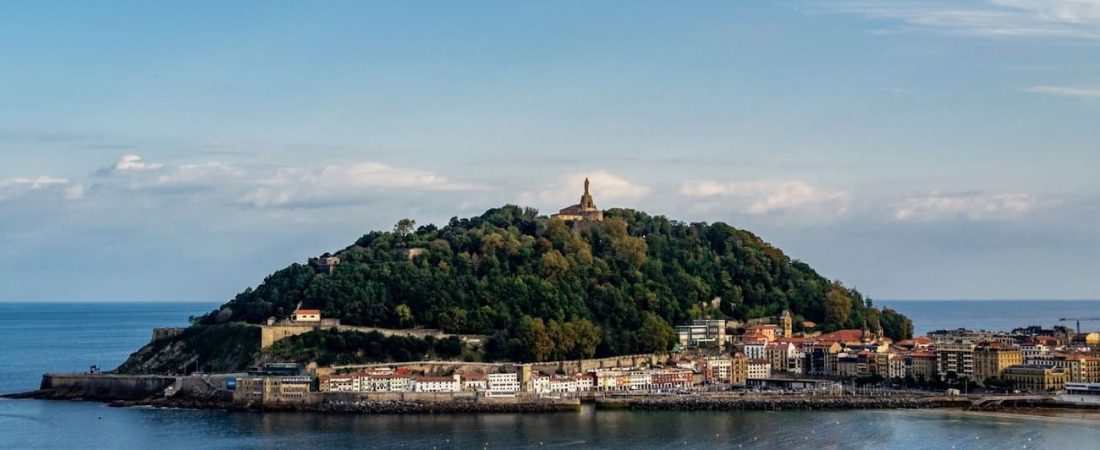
[193, 205, 913, 363]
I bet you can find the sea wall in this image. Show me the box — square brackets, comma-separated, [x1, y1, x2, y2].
[38, 374, 179, 401]
[530, 354, 662, 375]
[597, 395, 970, 411]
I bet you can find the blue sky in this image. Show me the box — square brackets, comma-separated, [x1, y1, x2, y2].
[1, 1, 1098, 301]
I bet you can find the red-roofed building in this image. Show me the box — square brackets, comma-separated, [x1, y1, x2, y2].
[291, 308, 321, 323]
[817, 329, 869, 346]
[745, 324, 779, 342]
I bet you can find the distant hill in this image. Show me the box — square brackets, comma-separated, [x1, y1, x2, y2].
[179, 205, 909, 360]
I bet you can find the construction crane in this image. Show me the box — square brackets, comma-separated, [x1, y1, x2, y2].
[1058, 317, 1100, 335]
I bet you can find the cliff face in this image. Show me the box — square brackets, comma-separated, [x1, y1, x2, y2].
[116, 323, 259, 375]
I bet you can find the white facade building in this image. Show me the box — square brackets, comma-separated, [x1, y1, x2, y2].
[487, 373, 520, 396]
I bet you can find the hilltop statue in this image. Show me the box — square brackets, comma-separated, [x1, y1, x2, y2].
[552, 178, 604, 223]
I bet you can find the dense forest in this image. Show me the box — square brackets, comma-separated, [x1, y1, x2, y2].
[195, 205, 913, 362]
[263, 330, 467, 367]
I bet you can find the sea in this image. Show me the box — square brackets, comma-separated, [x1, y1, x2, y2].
[1, 300, 1099, 449]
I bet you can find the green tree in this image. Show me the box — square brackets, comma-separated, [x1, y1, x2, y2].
[530, 318, 555, 362]
[637, 312, 675, 353]
[825, 283, 852, 326]
[394, 218, 416, 239]
[394, 304, 414, 327]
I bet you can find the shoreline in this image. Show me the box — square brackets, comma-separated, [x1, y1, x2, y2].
[9, 390, 1100, 421]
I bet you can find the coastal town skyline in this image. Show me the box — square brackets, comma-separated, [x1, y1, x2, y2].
[3, 1, 1099, 302]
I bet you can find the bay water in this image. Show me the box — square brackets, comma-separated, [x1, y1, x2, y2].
[2, 300, 1099, 449]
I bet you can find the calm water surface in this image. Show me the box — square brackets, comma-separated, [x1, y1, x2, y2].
[2, 301, 1099, 449]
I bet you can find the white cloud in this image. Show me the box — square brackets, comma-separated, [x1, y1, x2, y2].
[680, 180, 850, 216]
[241, 161, 481, 209]
[1026, 85, 1100, 98]
[895, 192, 1049, 221]
[104, 154, 163, 174]
[156, 162, 244, 185]
[518, 170, 650, 210]
[825, 0, 1100, 39]
[0, 176, 82, 201]
[1, 176, 70, 189]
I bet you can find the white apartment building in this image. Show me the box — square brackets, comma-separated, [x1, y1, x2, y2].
[487, 373, 520, 396]
[411, 375, 461, 393]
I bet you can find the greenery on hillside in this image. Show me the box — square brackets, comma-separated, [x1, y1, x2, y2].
[263, 329, 467, 367]
[194, 205, 912, 363]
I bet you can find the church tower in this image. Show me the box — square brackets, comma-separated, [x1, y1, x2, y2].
[780, 310, 793, 338]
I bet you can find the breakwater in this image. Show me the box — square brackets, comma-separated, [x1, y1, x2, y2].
[125, 395, 580, 414]
[28, 373, 179, 401]
[597, 395, 970, 411]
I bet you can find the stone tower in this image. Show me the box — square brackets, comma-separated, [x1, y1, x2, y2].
[780, 310, 793, 338]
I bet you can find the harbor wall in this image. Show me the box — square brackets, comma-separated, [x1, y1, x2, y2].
[39, 374, 178, 401]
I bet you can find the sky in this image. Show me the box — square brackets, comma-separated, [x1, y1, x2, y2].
[1, 0, 1098, 302]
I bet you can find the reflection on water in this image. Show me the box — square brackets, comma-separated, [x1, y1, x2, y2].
[3, 400, 1097, 449]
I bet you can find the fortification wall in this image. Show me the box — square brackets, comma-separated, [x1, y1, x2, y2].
[260, 324, 488, 349]
[40, 374, 178, 401]
[529, 354, 662, 375]
[151, 327, 186, 342]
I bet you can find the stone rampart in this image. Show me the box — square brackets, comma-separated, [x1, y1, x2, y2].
[151, 327, 186, 342]
[260, 324, 488, 349]
[39, 374, 179, 401]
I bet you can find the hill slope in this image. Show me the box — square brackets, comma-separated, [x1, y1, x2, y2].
[148, 205, 911, 369]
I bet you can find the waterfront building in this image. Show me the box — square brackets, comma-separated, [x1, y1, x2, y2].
[973, 342, 1023, 383]
[650, 369, 693, 390]
[461, 372, 487, 392]
[906, 351, 938, 382]
[936, 341, 976, 379]
[487, 373, 520, 396]
[549, 375, 578, 393]
[702, 355, 733, 383]
[410, 375, 461, 393]
[234, 376, 312, 403]
[318, 373, 355, 392]
[1060, 382, 1100, 405]
[531, 373, 552, 394]
[1063, 354, 1100, 383]
[836, 354, 867, 378]
[1032, 353, 1100, 383]
[807, 342, 842, 376]
[747, 359, 772, 380]
[628, 370, 651, 390]
[361, 371, 411, 392]
[730, 352, 748, 386]
[872, 352, 906, 380]
[573, 372, 596, 391]
[1003, 365, 1068, 392]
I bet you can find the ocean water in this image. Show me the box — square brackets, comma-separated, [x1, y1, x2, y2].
[880, 300, 1100, 335]
[2, 301, 1100, 449]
